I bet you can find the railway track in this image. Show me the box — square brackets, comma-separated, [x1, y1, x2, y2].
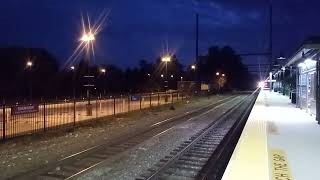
[11, 95, 243, 180]
[136, 91, 258, 180]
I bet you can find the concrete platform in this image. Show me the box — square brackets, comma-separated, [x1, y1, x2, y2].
[222, 89, 320, 180]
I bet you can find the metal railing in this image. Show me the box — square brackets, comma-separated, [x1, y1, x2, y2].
[0, 91, 185, 141]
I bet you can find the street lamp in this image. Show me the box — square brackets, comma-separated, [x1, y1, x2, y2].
[26, 61, 33, 68]
[80, 32, 95, 110]
[170, 75, 174, 78]
[100, 68, 106, 74]
[80, 32, 95, 42]
[222, 73, 225, 77]
[161, 74, 164, 78]
[26, 60, 33, 101]
[191, 64, 197, 82]
[191, 65, 196, 70]
[100, 68, 106, 96]
[70, 66, 76, 99]
[216, 72, 220, 76]
[180, 76, 183, 81]
[161, 55, 171, 91]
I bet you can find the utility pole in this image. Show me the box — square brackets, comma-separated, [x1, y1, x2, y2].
[195, 13, 199, 90]
[196, 13, 199, 64]
[269, 2, 273, 91]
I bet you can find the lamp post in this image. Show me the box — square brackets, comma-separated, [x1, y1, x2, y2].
[191, 64, 196, 83]
[161, 55, 171, 92]
[70, 66, 76, 99]
[80, 32, 95, 109]
[100, 68, 106, 96]
[26, 60, 33, 101]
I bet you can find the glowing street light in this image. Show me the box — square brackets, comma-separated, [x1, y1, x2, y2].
[26, 61, 33, 68]
[216, 72, 220, 76]
[26, 59, 33, 101]
[70, 66, 76, 99]
[171, 75, 174, 78]
[191, 64, 196, 70]
[80, 32, 95, 42]
[161, 55, 171, 62]
[222, 73, 225, 77]
[161, 74, 164, 78]
[100, 68, 106, 74]
[161, 55, 171, 91]
[180, 76, 183, 81]
[99, 68, 107, 96]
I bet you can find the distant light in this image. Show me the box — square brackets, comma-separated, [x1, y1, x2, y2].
[180, 76, 183, 80]
[26, 61, 33, 67]
[70, 66, 75, 70]
[258, 81, 265, 88]
[216, 72, 220, 76]
[161, 55, 171, 62]
[191, 65, 196, 70]
[277, 57, 286, 60]
[100, 68, 106, 73]
[161, 74, 164, 78]
[281, 66, 285, 71]
[147, 73, 151, 76]
[171, 75, 174, 78]
[222, 74, 225, 77]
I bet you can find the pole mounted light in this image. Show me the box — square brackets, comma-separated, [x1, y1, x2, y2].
[80, 32, 95, 42]
[26, 61, 33, 68]
[100, 68, 106, 74]
[216, 72, 220, 76]
[161, 55, 171, 91]
[191, 64, 196, 70]
[26, 59, 33, 101]
[161, 55, 171, 62]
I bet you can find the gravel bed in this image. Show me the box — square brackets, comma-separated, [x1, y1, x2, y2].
[78, 96, 244, 180]
[0, 95, 228, 179]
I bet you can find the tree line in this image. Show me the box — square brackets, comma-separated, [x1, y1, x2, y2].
[0, 46, 257, 102]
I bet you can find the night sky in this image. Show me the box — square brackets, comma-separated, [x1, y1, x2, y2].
[0, 0, 319, 69]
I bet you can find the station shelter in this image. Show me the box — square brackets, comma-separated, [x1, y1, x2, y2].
[273, 37, 320, 122]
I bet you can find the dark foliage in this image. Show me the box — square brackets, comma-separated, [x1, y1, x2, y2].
[197, 46, 258, 90]
[0, 46, 256, 102]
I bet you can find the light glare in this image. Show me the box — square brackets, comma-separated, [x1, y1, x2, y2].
[26, 61, 33, 67]
[161, 56, 171, 62]
[258, 81, 265, 88]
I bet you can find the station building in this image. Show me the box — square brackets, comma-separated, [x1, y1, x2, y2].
[272, 37, 320, 123]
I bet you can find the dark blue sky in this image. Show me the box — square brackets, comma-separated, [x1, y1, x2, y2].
[0, 0, 319, 69]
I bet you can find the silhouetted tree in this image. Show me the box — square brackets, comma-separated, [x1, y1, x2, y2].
[196, 46, 255, 90]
